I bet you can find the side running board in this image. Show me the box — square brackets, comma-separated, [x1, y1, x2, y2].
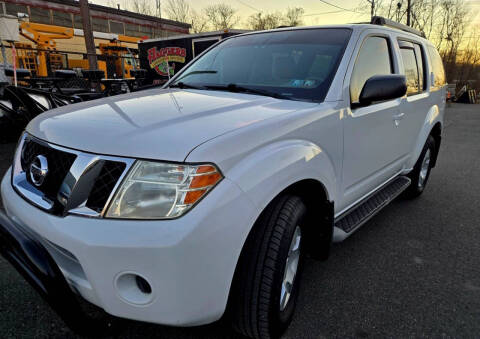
[333, 176, 411, 242]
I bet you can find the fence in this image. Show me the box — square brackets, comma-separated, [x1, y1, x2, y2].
[0, 43, 142, 90]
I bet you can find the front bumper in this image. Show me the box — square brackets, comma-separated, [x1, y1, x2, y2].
[1, 168, 258, 327]
[0, 211, 113, 335]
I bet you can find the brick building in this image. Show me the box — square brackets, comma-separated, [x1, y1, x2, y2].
[0, 0, 190, 39]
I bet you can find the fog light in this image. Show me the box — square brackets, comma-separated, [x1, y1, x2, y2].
[135, 275, 152, 294]
[115, 272, 154, 305]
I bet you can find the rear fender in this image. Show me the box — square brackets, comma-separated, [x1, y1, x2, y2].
[407, 105, 443, 169]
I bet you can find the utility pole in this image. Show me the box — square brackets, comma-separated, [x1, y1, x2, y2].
[156, 0, 161, 18]
[407, 0, 412, 26]
[79, 0, 97, 70]
[366, 0, 375, 21]
[371, 0, 375, 21]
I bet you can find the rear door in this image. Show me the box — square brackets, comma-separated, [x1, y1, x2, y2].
[341, 33, 406, 211]
[397, 40, 431, 162]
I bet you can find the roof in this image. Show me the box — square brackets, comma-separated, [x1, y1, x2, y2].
[142, 29, 251, 44]
[43, 0, 191, 29]
[227, 24, 430, 44]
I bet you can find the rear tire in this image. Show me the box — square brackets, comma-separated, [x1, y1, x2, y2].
[404, 135, 436, 199]
[230, 195, 307, 339]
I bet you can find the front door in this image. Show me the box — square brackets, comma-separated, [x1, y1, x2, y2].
[340, 34, 407, 212]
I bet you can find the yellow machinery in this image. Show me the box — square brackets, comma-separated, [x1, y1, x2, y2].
[69, 35, 140, 79]
[98, 35, 142, 78]
[15, 22, 74, 77]
[14, 21, 140, 79]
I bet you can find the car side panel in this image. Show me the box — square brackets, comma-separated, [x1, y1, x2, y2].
[405, 91, 445, 170]
[185, 103, 344, 214]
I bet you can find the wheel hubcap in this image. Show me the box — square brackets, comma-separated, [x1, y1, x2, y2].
[280, 226, 301, 312]
[418, 149, 431, 189]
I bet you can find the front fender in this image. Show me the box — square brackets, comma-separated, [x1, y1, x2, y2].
[221, 139, 337, 213]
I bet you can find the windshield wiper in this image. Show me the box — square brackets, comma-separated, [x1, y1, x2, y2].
[169, 82, 205, 90]
[205, 83, 291, 100]
[175, 70, 217, 82]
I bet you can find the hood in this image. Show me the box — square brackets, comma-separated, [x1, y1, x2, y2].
[27, 88, 316, 161]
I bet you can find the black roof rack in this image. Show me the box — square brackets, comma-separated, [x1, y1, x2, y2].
[371, 16, 426, 38]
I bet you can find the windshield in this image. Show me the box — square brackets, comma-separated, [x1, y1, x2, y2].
[170, 28, 352, 102]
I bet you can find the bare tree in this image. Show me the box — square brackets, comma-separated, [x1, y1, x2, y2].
[248, 12, 283, 30]
[284, 7, 305, 27]
[204, 4, 239, 30]
[106, 0, 154, 16]
[164, 0, 190, 23]
[247, 7, 305, 30]
[190, 9, 209, 33]
[131, 0, 154, 16]
[456, 26, 480, 85]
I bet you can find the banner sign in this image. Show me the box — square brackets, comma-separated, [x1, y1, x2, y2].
[147, 46, 187, 76]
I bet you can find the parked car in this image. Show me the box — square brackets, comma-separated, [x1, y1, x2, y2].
[0, 17, 446, 339]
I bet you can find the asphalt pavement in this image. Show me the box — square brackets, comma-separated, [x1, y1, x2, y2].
[0, 103, 479, 338]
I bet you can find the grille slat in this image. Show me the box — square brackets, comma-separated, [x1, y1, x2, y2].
[86, 161, 126, 213]
[19, 137, 127, 216]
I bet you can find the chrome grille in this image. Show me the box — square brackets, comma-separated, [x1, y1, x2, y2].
[21, 138, 77, 200]
[12, 134, 134, 217]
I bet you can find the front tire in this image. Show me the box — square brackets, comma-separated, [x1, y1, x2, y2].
[404, 135, 436, 199]
[231, 195, 307, 339]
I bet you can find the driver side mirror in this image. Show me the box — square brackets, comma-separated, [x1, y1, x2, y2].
[353, 74, 407, 108]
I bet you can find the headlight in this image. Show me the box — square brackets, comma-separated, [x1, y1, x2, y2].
[105, 161, 223, 219]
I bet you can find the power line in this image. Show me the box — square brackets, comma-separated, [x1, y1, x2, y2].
[317, 0, 361, 14]
[303, 10, 345, 17]
[235, 0, 261, 12]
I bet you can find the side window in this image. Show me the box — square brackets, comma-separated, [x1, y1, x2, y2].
[414, 44, 426, 91]
[399, 41, 427, 95]
[427, 46, 446, 88]
[400, 48, 419, 95]
[350, 36, 393, 104]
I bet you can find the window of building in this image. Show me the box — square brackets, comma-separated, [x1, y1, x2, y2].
[74, 13, 83, 29]
[427, 46, 446, 88]
[30, 7, 52, 24]
[52, 10, 73, 28]
[350, 36, 393, 104]
[139, 25, 152, 37]
[92, 17, 108, 33]
[125, 23, 139, 37]
[109, 21, 124, 34]
[6, 3, 28, 17]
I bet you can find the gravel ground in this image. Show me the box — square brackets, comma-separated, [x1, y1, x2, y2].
[0, 103, 479, 338]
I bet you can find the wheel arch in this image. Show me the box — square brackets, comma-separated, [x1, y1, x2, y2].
[430, 121, 442, 168]
[226, 177, 334, 324]
[282, 179, 334, 260]
[408, 105, 443, 170]
[235, 178, 334, 272]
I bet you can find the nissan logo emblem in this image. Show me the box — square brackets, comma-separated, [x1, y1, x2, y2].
[29, 155, 49, 187]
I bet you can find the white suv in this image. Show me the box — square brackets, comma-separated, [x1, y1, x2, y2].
[0, 19, 446, 339]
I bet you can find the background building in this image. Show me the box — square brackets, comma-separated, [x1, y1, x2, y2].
[0, 0, 190, 53]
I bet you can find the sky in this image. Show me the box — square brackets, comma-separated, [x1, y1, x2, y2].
[90, 0, 480, 27]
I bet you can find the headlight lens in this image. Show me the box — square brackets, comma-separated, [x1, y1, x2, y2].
[105, 161, 222, 219]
